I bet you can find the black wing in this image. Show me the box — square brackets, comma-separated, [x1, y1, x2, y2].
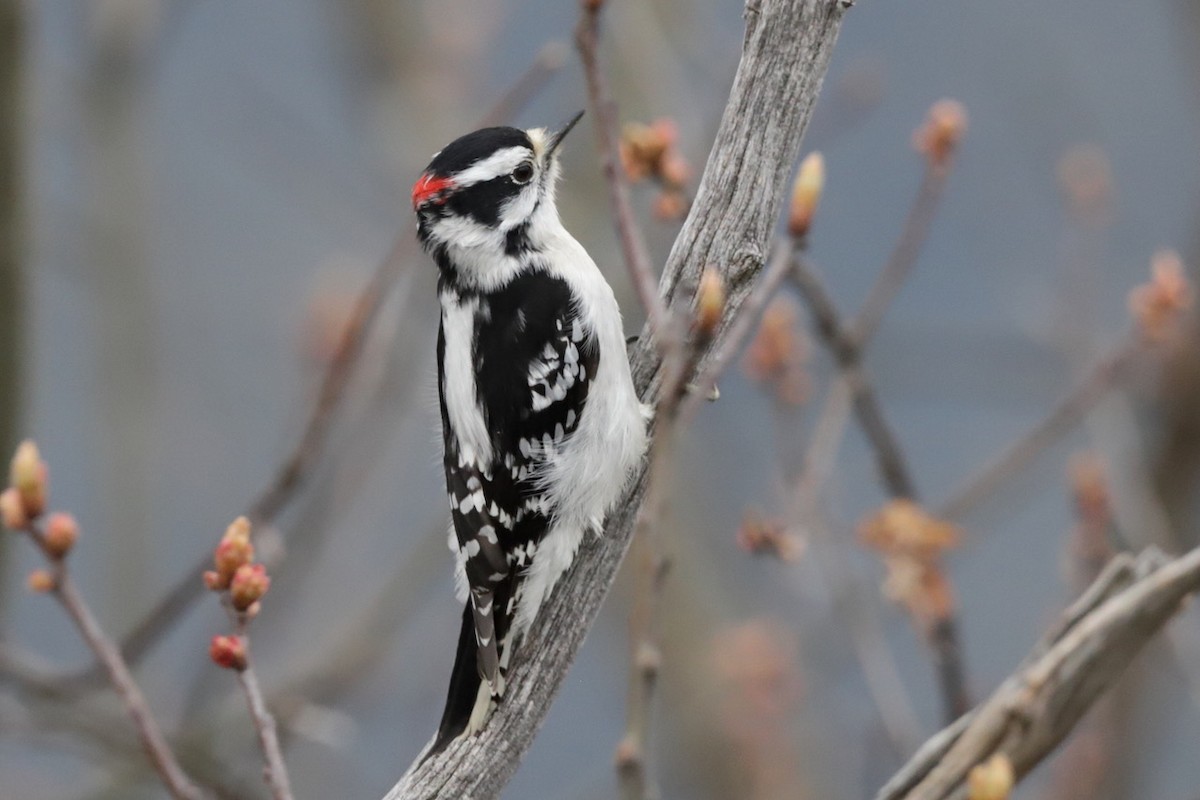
[432, 272, 598, 752]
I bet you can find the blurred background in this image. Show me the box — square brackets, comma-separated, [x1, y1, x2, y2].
[2, 0, 1200, 798]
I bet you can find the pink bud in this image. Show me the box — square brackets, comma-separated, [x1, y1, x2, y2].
[43, 512, 79, 559]
[0, 487, 27, 529]
[27, 569, 55, 593]
[229, 563, 270, 612]
[209, 635, 247, 671]
[212, 517, 254, 587]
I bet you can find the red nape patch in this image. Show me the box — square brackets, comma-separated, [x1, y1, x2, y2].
[412, 173, 454, 209]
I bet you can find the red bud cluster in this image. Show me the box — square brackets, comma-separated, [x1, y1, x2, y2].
[205, 516, 272, 670]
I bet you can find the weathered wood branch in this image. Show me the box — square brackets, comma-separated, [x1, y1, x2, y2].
[878, 545, 1200, 800]
[383, 1, 847, 797]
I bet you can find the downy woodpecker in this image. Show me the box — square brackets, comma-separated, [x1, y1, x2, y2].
[413, 112, 648, 755]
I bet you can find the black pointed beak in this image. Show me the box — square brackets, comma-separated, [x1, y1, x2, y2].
[545, 110, 585, 156]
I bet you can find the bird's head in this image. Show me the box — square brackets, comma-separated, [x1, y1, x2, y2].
[412, 112, 585, 276]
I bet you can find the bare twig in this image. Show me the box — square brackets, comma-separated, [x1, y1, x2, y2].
[576, 0, 667, 337]
[19, 525, 206, 800]
[791, 253, 970, 721]
[615, 447, 672, 800]
[850, 157, 956, 348]
[936, 338, 1140, 521]
[791, 379, 925, 756]
[233, 632, 294, 800]
[792, 254, 918, 499]
[385, 1, 848, 796]
[617, 302, 710, 799]
[68, 234, 415, 697]
[877, 545, 1200, 800]
[1041, 453, 1121, 800]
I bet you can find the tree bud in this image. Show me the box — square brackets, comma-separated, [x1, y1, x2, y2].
[0, 487, 27, 529]
[209, 635, 247, 671]
[788, 151, 825, 240]
[10, 440, 47, 518]
[43, 512, 79, 559]
[230, 563, 271, 612]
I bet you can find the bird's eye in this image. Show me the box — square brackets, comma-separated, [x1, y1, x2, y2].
[512, 163, 535, 184]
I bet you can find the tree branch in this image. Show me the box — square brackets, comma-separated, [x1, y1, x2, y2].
[383, 1, 847, 797]
[877, 545, 1200, 800]
[792, 252, 970, 721]
[234, 634, 293, 800]
[792, 253, 918, 499]
[19, 522, 206, 800]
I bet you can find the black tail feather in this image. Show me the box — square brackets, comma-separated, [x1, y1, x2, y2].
[425, 604, 481, 759]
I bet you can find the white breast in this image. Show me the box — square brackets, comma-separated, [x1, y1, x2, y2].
[511, 222, 650, 636]
[440, 292, 493, 469]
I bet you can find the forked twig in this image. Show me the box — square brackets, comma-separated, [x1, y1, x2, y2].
[792, 254, 919, 499]
[17, 519, 206, 800]
[792, 254, 969, 721]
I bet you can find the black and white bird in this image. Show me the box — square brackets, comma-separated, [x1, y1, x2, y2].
[413, 112, 648, 755]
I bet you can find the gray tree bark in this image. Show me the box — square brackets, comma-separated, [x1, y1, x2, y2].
[383, 1, 849, 798]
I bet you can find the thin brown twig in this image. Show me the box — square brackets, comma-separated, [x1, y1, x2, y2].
[575, 0, 668, 339]
[233, 629, 294, 800]
[791, 377, 925, 756]
[617, 292, 713, 799]
[791, 252, 970, 722]
[935, 337, 1141, 522]
[850, 156, 955, 349]
[70, 234, 415, 696]
[20, 525, 207, 800]
[792, 254, 918, 499]
[573, 10, 695, 790]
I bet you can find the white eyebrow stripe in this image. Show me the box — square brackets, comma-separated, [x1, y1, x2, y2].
[453, 146, 530, 187]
